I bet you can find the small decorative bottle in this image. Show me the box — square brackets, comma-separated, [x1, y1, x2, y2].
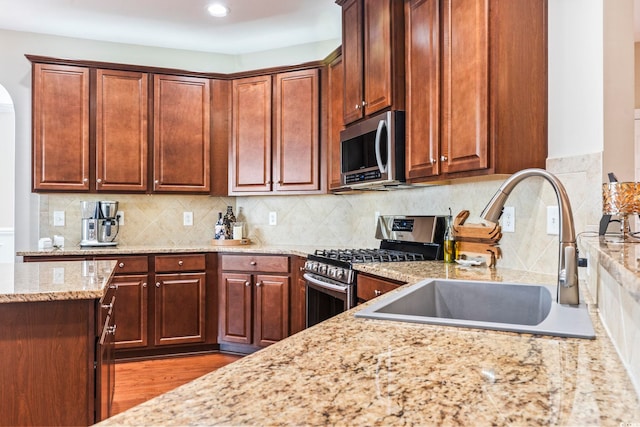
[443, 208, 456, 263]
[214, 212, 225, 240]
[222, 206, 236, 240]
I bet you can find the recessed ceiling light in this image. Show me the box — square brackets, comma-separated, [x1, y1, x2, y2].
[207, 3, 229, 18]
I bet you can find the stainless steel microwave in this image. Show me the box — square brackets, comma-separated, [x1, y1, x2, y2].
[340, 110, 405, 190]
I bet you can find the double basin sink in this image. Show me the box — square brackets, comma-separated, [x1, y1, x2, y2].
[355, 278, 595, 339]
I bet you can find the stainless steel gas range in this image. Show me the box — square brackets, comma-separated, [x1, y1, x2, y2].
[304, 215, 447, 327]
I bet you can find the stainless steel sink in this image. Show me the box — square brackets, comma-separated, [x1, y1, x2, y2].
[355, 278, 595, 339]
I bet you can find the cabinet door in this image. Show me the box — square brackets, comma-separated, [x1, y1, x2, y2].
[219, 272, 253, 344]
[96, 69, 148, 192]
[405, 0, 441, 181]
[112, 274, 148, 350]
[327, 56, 345, 190]
[32, 63, 90, 191]
[154, 272, 206, 346]
[273, 69, 320, 192]
[341, 0, 364, 124]
[356, 273, 404, 302]
[441, 0, 489, 174]
[254, 274, 289, 347]
[230, 75, 272, 193]
[153, 75, 210, 192]
[290, 257, 307, 335]
[363, 0, 394, 116]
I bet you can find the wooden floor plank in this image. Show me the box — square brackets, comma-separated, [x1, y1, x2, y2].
[112, 353, 243, 416]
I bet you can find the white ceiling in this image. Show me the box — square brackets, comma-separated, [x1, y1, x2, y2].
[0, 0, 342, 55]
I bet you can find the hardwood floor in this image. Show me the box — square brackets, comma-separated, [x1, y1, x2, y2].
[112, 352, 243, 416]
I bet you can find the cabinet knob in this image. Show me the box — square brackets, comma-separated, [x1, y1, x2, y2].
[374, 289, 382, 296]
[361, 100, 367, 107]
[83, 178, 88, 183]
[355, 104, 361, 110]
[250, 261, 257, 266]
[107, 325, 117, 335]
[143, 282, 147, 288]
[440, 155, 448, 161]
[155, 282, 161, 288]
[109, 284, 118, 290]
[154, 180, 159, 184]
[256, 281, 263, 287]
[430, 158, 436, 164]
[245, 281, 251, 287]
[97, 178, 102, 184]
[178, 260, 184, 266]
[101, 303, 113, 310]
[118, 262, 125, 268]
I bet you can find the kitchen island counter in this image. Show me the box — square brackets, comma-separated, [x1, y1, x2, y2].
[0, 259, 116, 303]
[97, 261, 640, 426]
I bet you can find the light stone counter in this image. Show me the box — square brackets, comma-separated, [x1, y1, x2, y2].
[17, 243, 321, 258]
[0, 259, 116, 303]
[97, 261, 640, 426]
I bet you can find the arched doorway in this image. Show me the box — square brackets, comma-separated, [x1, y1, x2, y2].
[0, 84, 15, 262]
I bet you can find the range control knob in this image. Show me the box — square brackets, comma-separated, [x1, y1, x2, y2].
[318, 264, 328, 275]
[335, 269, 345, 280]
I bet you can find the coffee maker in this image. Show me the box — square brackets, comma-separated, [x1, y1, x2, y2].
[80, 201, 120, 247]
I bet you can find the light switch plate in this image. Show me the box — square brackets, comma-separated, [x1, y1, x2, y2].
[117, 210, 124, 226]
[53, 211, 65, 227]
[269, 211, 277, 226]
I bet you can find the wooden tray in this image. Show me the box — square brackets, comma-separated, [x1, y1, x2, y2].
[211, 238, 252, 246]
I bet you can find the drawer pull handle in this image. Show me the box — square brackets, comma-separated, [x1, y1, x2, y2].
[250, 261, 257, 266]
[118, 262, 125, 268]
[178, 260, 184, 266]
[374, 290, 382, 296]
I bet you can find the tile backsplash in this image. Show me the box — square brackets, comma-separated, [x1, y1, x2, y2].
[39, 152, 602, 276]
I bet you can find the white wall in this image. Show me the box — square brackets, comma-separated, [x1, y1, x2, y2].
[548, 0, 604, 159]
[0, 85, 14, 229]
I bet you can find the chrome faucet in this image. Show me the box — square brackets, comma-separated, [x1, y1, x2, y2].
[480, 168, 580, 305]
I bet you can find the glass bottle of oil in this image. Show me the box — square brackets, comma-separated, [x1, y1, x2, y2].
[443, 209, 456, 263]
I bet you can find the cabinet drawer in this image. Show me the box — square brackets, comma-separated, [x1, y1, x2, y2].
[221, 255, 289, 273]
[155, 254, 206, 272]
[357, 274, 404, 302]
[99, 256, 149, 274]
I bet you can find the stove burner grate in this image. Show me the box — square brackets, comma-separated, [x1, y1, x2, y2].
[314, 248, 425, 263]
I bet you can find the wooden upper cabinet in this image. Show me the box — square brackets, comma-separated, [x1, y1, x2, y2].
[441, 0, 489, 174]
[153, 74, 211, 192]
[96, 69, 148, 192]
[274, 69, 320, 192]
[340, 0, 404, 125]
[405, 0, 547, 183]
[32, 63, 90, 191]
[231, 75, 272, 193]
[341, 0, 364, 124]
[405, 0, 440, 180]
[328, 56, 345, 190]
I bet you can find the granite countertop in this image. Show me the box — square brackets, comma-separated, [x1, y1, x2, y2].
[17, 243, 320, 258]
[0, 259, 116, 303]
[97, 261, 640, 426]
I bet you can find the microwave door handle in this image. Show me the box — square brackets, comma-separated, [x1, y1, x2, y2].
[374, 119, 387, 173]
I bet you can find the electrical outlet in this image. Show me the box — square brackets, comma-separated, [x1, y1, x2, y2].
[183, 211, 193, 226]
[53, 211, 65, 227]
[52, 267, 64, 284]
[117, 210, 124, 226]
[547, 206, 559, 235]
[269, 211, 277, 226]
[501, 206, 515, 233]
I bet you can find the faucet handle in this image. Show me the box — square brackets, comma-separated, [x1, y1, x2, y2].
[560, 245, 576, 287]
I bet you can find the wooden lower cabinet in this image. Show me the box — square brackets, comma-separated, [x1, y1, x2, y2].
[219, 254, 291, 352]
[290, 256, 307, 335]
[357, 272, 406, 303]
[112, 273, 149, 349]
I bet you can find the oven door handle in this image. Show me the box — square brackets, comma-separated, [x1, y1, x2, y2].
[374, 118, 387, 173]
[303, 273, 349, 293]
